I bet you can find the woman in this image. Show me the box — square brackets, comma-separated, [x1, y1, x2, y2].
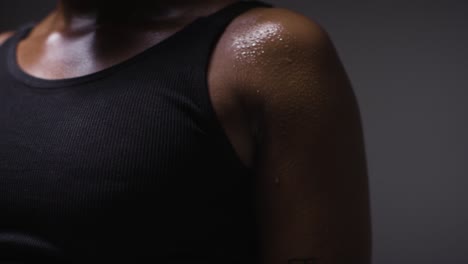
[0, 0, 371, 263]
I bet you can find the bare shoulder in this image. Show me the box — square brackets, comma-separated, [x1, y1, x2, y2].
[0, 31, 15, 46]
[219, 7, 330, 51]
[211, 7, 348, 109]
[211, 9, 371, 264]
[213, 7, 332, 71]
[214, 11, 370, 264]
[231, 7, 330, 46]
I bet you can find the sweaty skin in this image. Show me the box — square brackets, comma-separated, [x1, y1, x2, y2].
[0, 1, 372, 263]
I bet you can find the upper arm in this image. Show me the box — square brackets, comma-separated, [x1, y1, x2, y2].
[225, 8, 372, 264]
[0, 31, 15, 46]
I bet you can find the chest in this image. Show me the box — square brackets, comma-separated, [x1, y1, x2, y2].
[16, 33, 255, 168]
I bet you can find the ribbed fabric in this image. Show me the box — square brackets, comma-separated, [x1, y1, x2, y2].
[0, 1, 272, 263]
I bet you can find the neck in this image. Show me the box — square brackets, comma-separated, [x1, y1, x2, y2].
[50, 0, 222, 31]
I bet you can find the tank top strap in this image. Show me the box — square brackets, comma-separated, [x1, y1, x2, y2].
[155, 0, 273, 173]
[2, 21, 36, 47]
[0, 22, 34, 78]
[0, 22, 33, 54]
[201, 1, 273, 31]
[143, 0, 273, 66]
[188, 0, 273, 58]
[134, 0, 273, 128]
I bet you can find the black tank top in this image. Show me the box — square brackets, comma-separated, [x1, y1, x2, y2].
[0, 1, 272, 263]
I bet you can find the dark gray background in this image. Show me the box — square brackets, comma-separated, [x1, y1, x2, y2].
[1, 0, 467, 263]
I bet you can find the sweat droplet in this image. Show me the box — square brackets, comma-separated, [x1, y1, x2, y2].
[231, 23, 283, 63]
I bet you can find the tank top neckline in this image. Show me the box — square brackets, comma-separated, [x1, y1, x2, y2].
[6, 1, 251, 89]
